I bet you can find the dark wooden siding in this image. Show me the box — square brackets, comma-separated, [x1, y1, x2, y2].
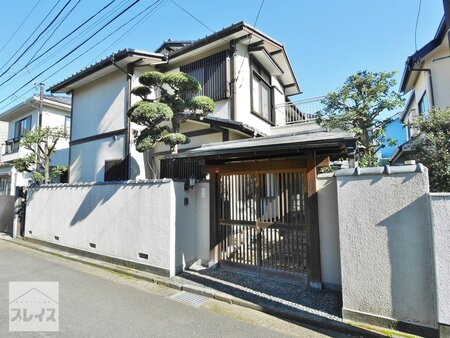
[160, 158, 205, 180]
[180, 50, 228, 101]
[104, 159, 127, 182]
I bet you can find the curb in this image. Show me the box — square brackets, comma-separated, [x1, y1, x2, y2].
[4, 238, 383, 338]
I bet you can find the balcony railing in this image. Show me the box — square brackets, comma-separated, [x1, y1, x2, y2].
[275, 96, 325, 126]
[3, 137, 21, 155]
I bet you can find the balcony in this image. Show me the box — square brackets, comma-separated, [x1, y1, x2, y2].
[275, 96, 325, 126]
[3, 137, 20, 155]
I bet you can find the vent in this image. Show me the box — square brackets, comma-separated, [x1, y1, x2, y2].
[54, 236, 59, 241]
[89, 243, 96, 249]
[138, 253, 148, 260]
[170, 291, 208, 307]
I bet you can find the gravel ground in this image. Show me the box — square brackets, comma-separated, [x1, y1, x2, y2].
[176, 266, 343, 322]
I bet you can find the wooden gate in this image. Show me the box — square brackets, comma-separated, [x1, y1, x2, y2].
[218, 169, 308, 275]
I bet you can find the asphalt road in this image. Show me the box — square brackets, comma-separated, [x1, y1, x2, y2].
[0, 239, 349, 337]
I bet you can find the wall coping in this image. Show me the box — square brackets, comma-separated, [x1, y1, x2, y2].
[30, 179, 173, 189]
[335, 164, 426, 177]
[429, 193, 450, 197]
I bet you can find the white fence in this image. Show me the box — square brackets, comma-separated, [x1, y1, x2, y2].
[25, 180, 210, 277]
[317, 165, 450, 336]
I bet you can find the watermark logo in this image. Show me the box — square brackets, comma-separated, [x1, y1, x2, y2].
[9, 282, 59, 332]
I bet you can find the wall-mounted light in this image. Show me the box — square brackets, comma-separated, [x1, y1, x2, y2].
[184, 176, 196, 191]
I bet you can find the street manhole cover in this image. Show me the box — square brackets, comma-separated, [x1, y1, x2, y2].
[170, 291, 208, 307]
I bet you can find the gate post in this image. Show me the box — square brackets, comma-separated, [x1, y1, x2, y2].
[306, 156, 322, 289]
[209, 171, 221, 263]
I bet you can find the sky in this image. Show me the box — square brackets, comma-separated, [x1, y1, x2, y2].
[0, 0, 444, 113]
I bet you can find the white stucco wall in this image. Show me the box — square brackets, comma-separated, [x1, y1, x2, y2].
[234, 42, 272, 136]
[70, 135, 125, 183]
[335, 166, 436, 328]
[430, 193, 450, 326]
[25, 179, 211, 276]
[25, 180, 177, 276]
[71, 70, 127, 141]
[317, 174, 341, 289]
[174, 181, 210, 272]
[424, 40, 450, 109]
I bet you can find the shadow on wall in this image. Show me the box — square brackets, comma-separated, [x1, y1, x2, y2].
[377, 193, 435, 327]
[70, 184, 121, 226]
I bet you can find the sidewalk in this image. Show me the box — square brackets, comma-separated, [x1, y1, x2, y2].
[2, 235, 384, 337]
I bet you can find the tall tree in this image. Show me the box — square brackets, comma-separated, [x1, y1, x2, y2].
[13, 126, 68, 183]
[129, 71, 215, 154]
[317, 71, 404, 166]
[409, 107, 450, 192]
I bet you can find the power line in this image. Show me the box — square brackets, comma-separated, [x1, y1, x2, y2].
[27, 0, 82, 66]
[0, 0, 166, 112]
[0, 0, 72, 80]
[0, 0, 143, 105]
[88, 0, 167, 64]
[170, 0, 214, 34]
[0, 0, 42, 55]
[0, 0, 62, 73]
[169, 0, 229, 45]
[414, 0, 423, 51]
[235, 0, 265, 84]
[0, 0, 118, 89]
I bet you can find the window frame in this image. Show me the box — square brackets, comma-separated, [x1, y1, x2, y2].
[64, 115, 71, 134]
[180, 50, 229, 101]
[250, 59, 274, 124]
[418, 91, 428, 115]
[14, 115, 32, 139]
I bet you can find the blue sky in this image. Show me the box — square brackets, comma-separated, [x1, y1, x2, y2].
[0, 0, 444, 112]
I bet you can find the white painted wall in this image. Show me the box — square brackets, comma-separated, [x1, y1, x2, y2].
[234, 42, 272, 136]
[430, 193, 450, 326]
[317, 174, 341, 289]
[335, 166, 436, 329]
[25, 179, 212, 276]
[174, 181, 210, 272]
[71, 70, 127, 141]
[70, 135, 125, 183]
[25, 180, 177, 276]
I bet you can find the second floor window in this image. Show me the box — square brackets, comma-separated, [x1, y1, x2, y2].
[251, 62, 272, 122]
[418, 92, 428, 115]
[64, 116, 71, 133]
[14, 116, 32, 139]
[180, 50, 228, 101]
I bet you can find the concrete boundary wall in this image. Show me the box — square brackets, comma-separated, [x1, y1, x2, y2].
[429, 193, 450, 329]
[25, 179, 211, 277]
[0, 195, 15, 235]
[317, 174, 341, 290]
[335, 165, 437, 336]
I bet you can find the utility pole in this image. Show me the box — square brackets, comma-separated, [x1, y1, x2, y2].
[38, 83, 44, 127]
[36, 83, 44, 173]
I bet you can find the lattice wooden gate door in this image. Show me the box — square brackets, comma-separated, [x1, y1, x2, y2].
[218, 169, 308, 275]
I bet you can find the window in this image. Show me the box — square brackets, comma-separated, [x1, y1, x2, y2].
[64, 116, 71, 133]
[104, 159, 127, 182]
[180, 50, 228, 101]
[0, 177, 11, 196]
[418, 92, 428, 115]
[14, 116, 32, 139]
[251, 62, 272, 122]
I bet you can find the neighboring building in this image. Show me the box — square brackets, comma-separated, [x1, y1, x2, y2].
[49, 21, 349, 183]
[0, 121, 7, 145]
[0, 95, 71, 195]
[392, 15, 450, 163]
[379, 115, 407, 159]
